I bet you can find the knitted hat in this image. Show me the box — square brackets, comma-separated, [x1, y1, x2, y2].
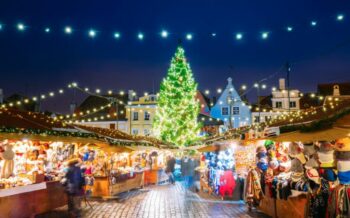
[257, 151, 267, 159]
[335, 151, 350, 160]
[318, 141, 334, 152]
[337, 160, 350, 172]
[291, 172, 304, 182]
[317, 151, 334, 167]
[269, 157, 279, 170]
[334, 138, 350, 152]
[306, 169, 321, 184]
[319, 169, 337, 182]
[290, 158, 304, 173]
[279, 160, 291, 172]
[303, 143, 316, 157]
[305, 157, 319, 169]
[338, 171, 350, 185]
[256, 146, 267, 153]
[289, 142, 304, 156]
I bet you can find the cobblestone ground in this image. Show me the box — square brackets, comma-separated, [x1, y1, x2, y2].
[37, 183, 269, 218]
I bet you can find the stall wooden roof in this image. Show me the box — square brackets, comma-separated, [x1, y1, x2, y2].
[0, 108, 74, 130]
[74, 124, 175, 148]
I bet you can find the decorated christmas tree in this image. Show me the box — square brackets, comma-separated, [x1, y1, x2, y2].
[153, 46, 200, 146]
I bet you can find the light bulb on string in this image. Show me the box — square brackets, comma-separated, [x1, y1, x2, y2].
[286, 26, 293, 32]
[0, 23, 3, 30]
[261, 32, 269, 39]
[137, 32, 144, 40]
[235, 33, 243, 40]
[311, 21, 317, 27]
[161, 30, 168, 38]
[64, 26, 72, 34]
[186, 33, 193, 40]
[337, 14, 344, 21]
[17, 23, 26, 31]
[88, 29, 97, 38]
[113, 32, 121, 39]
[45, 27, 50, 33]
[211, 33, 216, 37]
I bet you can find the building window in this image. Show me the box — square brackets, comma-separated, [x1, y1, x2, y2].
[144, 111, 150, 120]
[133, 112, 139, 120]
[232, 107, 240, 115]
[275, 102, 282, 108]
[109, 123, 116, 130]
[132, 128, 139, 135]
[222, 107, 229, 115]
[254, 116, 260, 123]
[144, 129, 149, 135]
[289, 101, 296, 108]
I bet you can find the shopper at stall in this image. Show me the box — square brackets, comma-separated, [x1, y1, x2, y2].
[181, 156, 195, 191]
[63, 158, 84, 218]
[166, 155, 176, 184]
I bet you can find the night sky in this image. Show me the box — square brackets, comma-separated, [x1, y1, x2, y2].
[0, 0, 350, 113]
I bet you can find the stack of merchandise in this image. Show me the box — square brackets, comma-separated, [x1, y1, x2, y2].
[328, 138, 350, 218]
[205, 147, 236, 198]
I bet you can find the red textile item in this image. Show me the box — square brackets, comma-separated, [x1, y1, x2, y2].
[219, 171, 236, 197]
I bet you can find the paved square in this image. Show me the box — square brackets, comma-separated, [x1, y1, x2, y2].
[38, 183, 269, 218]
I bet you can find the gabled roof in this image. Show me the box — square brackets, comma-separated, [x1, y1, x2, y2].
[75, 94, 128, 121]
[0, 108, 73, 130]
[4, 94, 37, 112]
[318, 82, 350, 96]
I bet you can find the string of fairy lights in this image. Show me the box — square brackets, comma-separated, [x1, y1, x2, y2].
[0, 12, 347, 42]
[0, 77, 337, 126]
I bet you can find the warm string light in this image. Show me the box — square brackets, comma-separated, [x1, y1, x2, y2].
[0, 87, 68, 109]
[0, 12, 345, 42]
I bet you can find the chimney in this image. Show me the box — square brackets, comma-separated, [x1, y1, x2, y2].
[279, 78, 286, 90]
[333, 85, 340, 96]
[0, 89, 3, 104]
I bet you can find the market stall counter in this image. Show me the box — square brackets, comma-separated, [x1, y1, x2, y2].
[0, 181, 67, 218]
[91, 171, 144, 198]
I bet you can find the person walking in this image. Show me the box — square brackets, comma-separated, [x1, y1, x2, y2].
[63, 158, 84, 218]
[166, 155, 176, 184]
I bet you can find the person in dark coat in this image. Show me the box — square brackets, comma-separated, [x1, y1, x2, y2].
[64, 158, 84, 218]
[181, 156, 195, 190]
[165, 155, 176, 184]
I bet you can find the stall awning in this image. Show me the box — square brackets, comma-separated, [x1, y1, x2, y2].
[0, 132, 105, 144]
[267, 127, 350, 142]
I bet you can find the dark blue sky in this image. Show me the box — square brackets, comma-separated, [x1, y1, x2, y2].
[0, 0, 350, 113]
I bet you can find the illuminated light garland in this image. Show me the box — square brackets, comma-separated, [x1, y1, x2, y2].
[0, 12, 346, 42]
[0, 86, 68, 109]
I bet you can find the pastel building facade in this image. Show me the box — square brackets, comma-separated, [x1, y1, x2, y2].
[210, 78, 251, 128]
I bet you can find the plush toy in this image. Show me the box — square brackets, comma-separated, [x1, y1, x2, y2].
[0, 143, 15, 179]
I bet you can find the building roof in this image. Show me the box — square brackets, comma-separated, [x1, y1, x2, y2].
[318, 82, 350, 96]
[269, 96, 350, 129]
[4, 94, 37, 112]
[0, 108, 73, 130]
[75, 94, 128, 121]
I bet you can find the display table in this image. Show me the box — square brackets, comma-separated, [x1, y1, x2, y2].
[92, 171, 144, 198]
[258, 187, 308, 218]
[0, 181, 67, 218]
[144, 168, 167, 185]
